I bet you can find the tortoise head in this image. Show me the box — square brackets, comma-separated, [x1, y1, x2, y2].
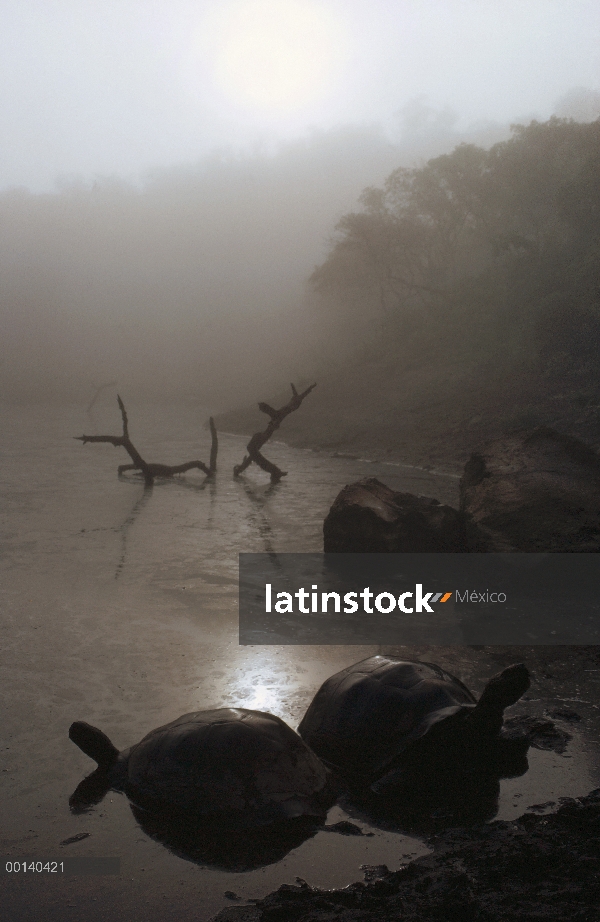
[471, 664, 531, 733]
[69, 721, 119, 770]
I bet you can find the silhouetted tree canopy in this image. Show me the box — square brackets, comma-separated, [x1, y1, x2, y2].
[311, 118, 600, 373]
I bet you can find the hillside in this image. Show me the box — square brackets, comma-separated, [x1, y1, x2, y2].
[216, 360, 600, 473]
[219, 117, 600, 471]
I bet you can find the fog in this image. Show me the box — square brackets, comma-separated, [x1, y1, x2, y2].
[1, 1, 599, 192]
[0, 126, 388, 403]
[0, 112, 515, 405]
[1, 1, 599, 406]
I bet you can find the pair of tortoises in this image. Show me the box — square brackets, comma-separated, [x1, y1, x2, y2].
[69, 656, 530, 827]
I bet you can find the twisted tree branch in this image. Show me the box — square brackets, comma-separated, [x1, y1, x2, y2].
[234, 382, 316, 481]
[75, 397, 218, 485]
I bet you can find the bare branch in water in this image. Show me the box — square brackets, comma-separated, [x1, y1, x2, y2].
[75, 397, 218, 485]
[234, 382, 316, 482]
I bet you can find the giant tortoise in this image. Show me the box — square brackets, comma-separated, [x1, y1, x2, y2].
[69, 707, 334, 827]
[298, 655, 530, 783]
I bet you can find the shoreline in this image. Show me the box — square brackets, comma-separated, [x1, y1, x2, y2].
[213, 787, 600, 922]
[214, 360, 600, 487]
[219, 429, 464, 482]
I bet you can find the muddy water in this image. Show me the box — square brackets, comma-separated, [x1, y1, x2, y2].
[1, 401, 598, 922]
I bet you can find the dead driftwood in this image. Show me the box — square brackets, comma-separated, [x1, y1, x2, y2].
[233, 382, 316, 482]
[75, 396, 218, 486]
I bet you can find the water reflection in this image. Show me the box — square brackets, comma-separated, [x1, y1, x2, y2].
[239, 682, 281, 714]
[7, 403, 600, 918]
[114, 472, 215, 578]
[130, 807, 322, 871]
[69, 766, 116, 813]
[114, 483, 153, 579]
[69, 769, 325, 871]
[236, 478, 282, 558]
[343, 735, 530, 834]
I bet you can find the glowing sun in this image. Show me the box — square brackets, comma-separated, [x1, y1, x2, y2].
[212, 0, 345, 111]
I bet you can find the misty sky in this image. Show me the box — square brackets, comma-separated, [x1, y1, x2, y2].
[1, 0, 599, 192]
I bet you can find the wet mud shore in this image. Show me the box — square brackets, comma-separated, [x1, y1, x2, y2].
[215, 361, 600, 475]
[214, 788, 600, 922]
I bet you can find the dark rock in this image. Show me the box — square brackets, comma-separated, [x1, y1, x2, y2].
[59, 832, 91, 846]
[323, 821, 370, 836]
[361, 864, 391, 882]
[460, 427, 600, 552]
[527, 802, 556, 813]
[545, 707, 581, 722]
[502, 715, 571, 754]
[323, 478, 465, 552]
[212, 909, 260, 922]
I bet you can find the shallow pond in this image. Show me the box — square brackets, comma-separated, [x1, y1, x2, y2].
[1, 401, 598, 922]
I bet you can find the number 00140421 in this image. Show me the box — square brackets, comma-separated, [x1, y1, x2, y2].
[5, 861, 63, 872]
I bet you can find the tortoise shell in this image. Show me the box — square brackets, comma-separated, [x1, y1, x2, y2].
[298, 656, 477, 779]
[70, 707, 333, 827]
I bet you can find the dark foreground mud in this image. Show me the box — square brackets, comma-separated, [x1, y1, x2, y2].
[213, 788, 600, 922]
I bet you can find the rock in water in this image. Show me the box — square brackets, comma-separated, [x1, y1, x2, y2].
[460, 427, 600, 551]
[323, 478, 464, 552]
